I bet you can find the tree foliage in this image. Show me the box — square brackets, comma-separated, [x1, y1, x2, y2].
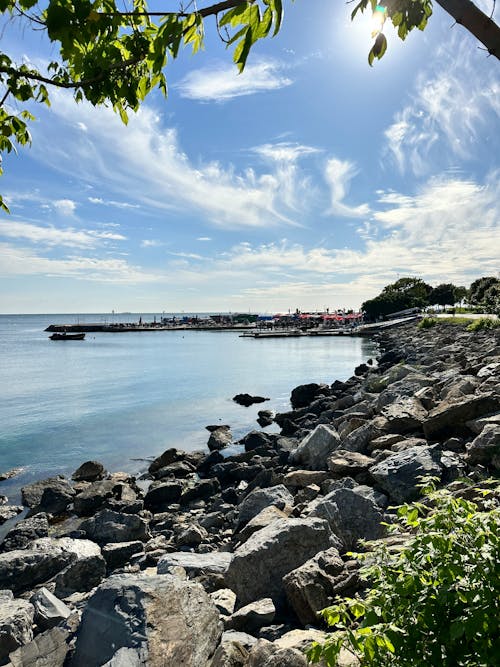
[429, 282, 460, 307]
[308, 480, 500, 667]
[362, 276, 432, 320]
[469, 276, 500, 314]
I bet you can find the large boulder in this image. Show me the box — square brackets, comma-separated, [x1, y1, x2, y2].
[21, 477, 75, 514]
[237, 485, 293, 528]
[380, 397, 428, 434]
[1, 513, 49, 551]
[157, 551, 233, 578]
[369, 445, 442, 502]
[102, 541, 145, 571]
[72, 460, 106, 482]
[307, 487, 384, 550]
[144, 480, 183, 510]
[423, 393, 499, 440]
[465, 424, 500, 469]
[50, 538, 106, 598]
[8, 627, 69, 667]
[80, 509, 150, 544]
[30, 588, 71, 631]
[0, 597, 34, 663]
[225, 517, 335, 608]
[71, 574, 222, 666]
[73, 479, 122, 516]
[290, 383, 329, 409]
[208, 426, 233, 452]
[0, 540, 74, 594]
[290, 425, 341, 470]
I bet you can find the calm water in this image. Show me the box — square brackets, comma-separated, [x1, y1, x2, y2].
[0, 314, 377, 500]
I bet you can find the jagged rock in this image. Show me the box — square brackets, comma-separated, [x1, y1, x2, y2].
[237, 486, 293, 528]
[283, 470, 329, 488]
[2, 513, 49, 551]
[102, 541, 145, 571]
[440, 376, 478, 401]
[210, 588, 236, 616]
[180, 478, 220, 505]
[465, 424, 500, 469]
[30, 588, 71, 631]
[290, 383, 329, 409]
[307, 487, 384, 550]
[208, 426, 232, 452]
[290, 425, 341, 470]
[235, 506, 290, 544]
[0, 598, 34, 663]
[225, 517, 335, 608]
[144, 480, 183, 510]
[240, 431, 274, 452]
[71, 461, 106, 482]
[157, 551, 232, 577]
[423, 393, 499, 440]
[21, 477, 75, 513]
[176, 523, 208, 547]
[342, 420, 385, 454]
[233, 394, 269, 407]
[282, 547, 344, 625]
[380, 397, 428, 434]
[327, 450, 375, 477]
[476, 362, 500, 379]
[466, 412, 500, 435]
[148, 448, 184, 476]
[390, 437, 428, 452]
[73, 479, 122, 516]
[0, 468, 23, 482]
[257, 410, 275, 427]
[80, 509, 150, 544]
[228, 598, 275, 632]
[0, 506, 23, 525]
[8, 627, 69, 667]
[71, 574, 222, 667]
[154, 460, 195, 479]
[367, 433, 405, 452]
[209, 640, 248, 667]
[369, 445, 442, 502]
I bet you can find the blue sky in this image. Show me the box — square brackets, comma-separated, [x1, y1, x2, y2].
[0, 1, 499, 314]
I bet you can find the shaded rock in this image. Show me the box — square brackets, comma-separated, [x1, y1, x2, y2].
[307, 487, 384, 550]
[228, 598, 275, 632]
[0, 540, 75, 594]
[30, 587, 71, 631]
[233, 394, 269, 407]
[71, 461, 106, 483]
[290, 425, 341, 470]
[8, 627, 69, 667]
[210, 588, 236, 616]
[144, 480, 183, 510]
[42, 538, 105, 598]
[257, 410, 275, 427]
[327, 450, 375, 477]
[176, 523, 208, 547]
[380, 397, 427, 434]
[0, 506, 23, 526]
[157, 551, 232, 577]
[237, 485, 293, 529]
[466, 412, 500, 435]
[71, 573, 222, 667]
[465, 424, 500, 469]
[367, 433, 405, 453]
[80, 509, 150, 545]
[102, 541, 145, 571]
[369, 445, 442, 502]
[225, 517, 335, 608]
[148, 448, 184, 476]
[0, 598, 34, 663]
[342, 421, 385, 454]
[21, 477, 75, 512]
[423, 393, 499, 440]
[180, 478, 220, 505]
[2, 513, 49, 551]
[209, 640, 248, 667]
[290, 383, 329, 409]
[208, 426, 232, 452]
[73, 479, 123, 516]
[240, 431, 273, 452]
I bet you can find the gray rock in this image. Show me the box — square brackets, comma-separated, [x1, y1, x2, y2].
[102, 541, 145, 571]
[30, 587, 71, 631]
[225, 517, 335, 608]
[380, 397, 427, 434]
[144, 480, 183, 510]
[180, 478, 221, 505]
[208, 426, 233, 452]
[290, 383, 329, 409]
[209, 588, 236, 616]
[342, 421, 384, 454]
[307, 487, 384, 550]
[476, 362, 500, 379]
[148, 448, 184, 476]
[290, 425, 341, 470]
[72, 461, 106, 482]
[2, 513, 49, 551]
[327, 450, 375, 477]
[466, 412, 500, 435]
[73, 479, 126, 516]
[465, 424, 500, 469]
[80, 509, 150, 544]
[236, 506, 291, 544]
[176, 523, 208, 547]
[0, 506, 23, 525]
[45, 537, 105, 598]
[9, 627, 69, 667]
[157, 551, 232, 577]
[71, 574, 222, 667]
[209, 640, 248, 667]
[228, 598, 275, 632]
[369, 445, 442, 502]
[237, 485, 293, 528]
[423, 393, 500, 440]
[283, 470, 329, 488]
[0, 598, 34, 663]
[0, 540, 74, 594]
[21, 477, 75, 513]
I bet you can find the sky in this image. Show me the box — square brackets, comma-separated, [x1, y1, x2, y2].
[0, 0, 499, 314]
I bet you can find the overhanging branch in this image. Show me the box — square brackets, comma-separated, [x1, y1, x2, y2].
[435, 0, 500, 59]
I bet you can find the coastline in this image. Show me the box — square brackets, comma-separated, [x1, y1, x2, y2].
[0, 319, 498, 665]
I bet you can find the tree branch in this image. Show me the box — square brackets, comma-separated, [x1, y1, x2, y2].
[435, 0, 500, 59]
[101, 0, 251, 18]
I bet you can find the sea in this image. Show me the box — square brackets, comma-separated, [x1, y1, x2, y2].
[0, 314, 377, 502]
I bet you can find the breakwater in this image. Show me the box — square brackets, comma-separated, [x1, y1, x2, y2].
[0, 320, 498, 665]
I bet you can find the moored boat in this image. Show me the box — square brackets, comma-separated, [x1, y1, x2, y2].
[49, 332, 86, 341]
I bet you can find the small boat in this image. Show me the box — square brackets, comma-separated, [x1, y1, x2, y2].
[49, 332, 86, 341]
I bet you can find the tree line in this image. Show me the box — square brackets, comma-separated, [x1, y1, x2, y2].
[361, 276, 500, 320]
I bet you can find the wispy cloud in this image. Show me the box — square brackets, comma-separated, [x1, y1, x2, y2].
[141, 239, 163, 248]
[253, 142, 321, 163]
[174, 59, 293, 101]
[88, 197, 140, 209]
[53, 199, 77, 216]
[324, 158, 370, 218]
[197, 237, 212, 242]
[0, 220, 126, 248]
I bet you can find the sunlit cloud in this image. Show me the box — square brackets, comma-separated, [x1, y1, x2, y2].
[0, 221, 126, 248]
[324, 158, 370, 218]
[88, 197, 140, 209]
[141, 239, 163, 248]
[53, 199, 77, 216]
[174, 59, 293, 101]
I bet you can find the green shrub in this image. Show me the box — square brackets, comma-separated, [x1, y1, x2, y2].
[467, 317, 500, 332]
[417, 317, 437, 329]
[307, 481, 500, 667]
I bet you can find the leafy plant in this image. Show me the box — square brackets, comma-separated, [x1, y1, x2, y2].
[417, 316, 437, 329]
[467, 317, 500, 332]
[307, 480, 500, 666]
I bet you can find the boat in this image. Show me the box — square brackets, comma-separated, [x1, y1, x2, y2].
[49, 332, 86, 341]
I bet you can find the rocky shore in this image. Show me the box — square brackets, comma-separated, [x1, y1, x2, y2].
[0, 321, 499, 666]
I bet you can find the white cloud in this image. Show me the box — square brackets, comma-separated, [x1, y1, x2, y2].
[324, 158, 370, 218]
[0, 221, 126, 247]
[253, 142, 321, 163]
[53, 199, 77, 216]
[88, 197, 140, 209]
[174, 59, 293, 101]
[197, 237, 212, 242]
[141, 239, 163, 248]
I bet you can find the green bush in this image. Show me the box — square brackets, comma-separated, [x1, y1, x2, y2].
[467, 318, 500, 332]
[417, 317, 437, 329]
[307, 481, 500, 667]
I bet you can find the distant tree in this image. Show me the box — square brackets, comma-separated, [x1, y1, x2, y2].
[429, 283, 459, 308]
[469, 277, 500, 306]
[362, 276, 432, 320]
[483, 283, 500, 315]
[454, 286, 468, 304]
